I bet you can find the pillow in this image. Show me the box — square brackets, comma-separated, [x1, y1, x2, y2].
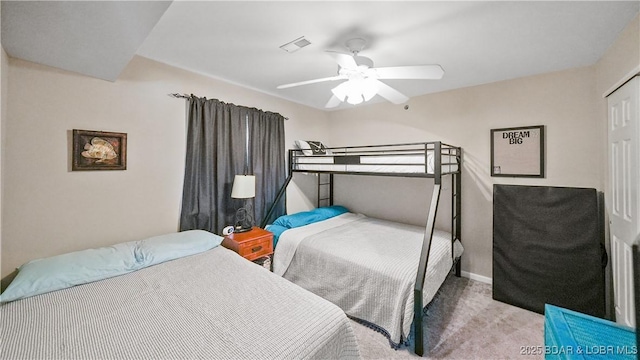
[272, 205, 349, 229]
[294, 140, 330, 156]
[264, 224, 288, 248]
[137, 230, 223, 267]
[313, 205, 350, 219]
[0, 241, 140, 303]
[0, 230, 223, 303]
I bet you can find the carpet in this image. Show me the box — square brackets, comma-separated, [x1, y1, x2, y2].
[350, 276, 545, 359]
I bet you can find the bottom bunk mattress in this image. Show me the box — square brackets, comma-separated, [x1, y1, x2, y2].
[273, 212, 463, 346]
[1, 246, 361, 359]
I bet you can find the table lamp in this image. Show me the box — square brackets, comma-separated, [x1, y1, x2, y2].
[231, 174, 255, 233]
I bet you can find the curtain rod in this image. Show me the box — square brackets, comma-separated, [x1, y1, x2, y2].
[169, 93, 288, 120]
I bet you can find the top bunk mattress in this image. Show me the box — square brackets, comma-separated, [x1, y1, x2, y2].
[294, 152, 458, 174]
[291, 141, 460, 175]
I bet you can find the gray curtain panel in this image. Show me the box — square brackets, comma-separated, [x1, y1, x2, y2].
[179, 96, 286, 234]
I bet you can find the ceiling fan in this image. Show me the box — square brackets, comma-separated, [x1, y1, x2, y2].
[277, 38, 444, 108]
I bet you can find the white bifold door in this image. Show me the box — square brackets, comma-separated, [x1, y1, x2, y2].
[608, 76, 639, 328]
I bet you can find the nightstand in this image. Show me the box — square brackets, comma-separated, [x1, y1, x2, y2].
[221, 227, 273, 269]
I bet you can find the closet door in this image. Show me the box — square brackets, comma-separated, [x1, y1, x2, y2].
[608, 76, 639, 327]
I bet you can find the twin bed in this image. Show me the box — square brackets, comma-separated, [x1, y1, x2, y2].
[1, 141, 462, 358]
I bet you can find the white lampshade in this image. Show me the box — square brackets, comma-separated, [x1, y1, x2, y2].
[231, 175, 255, 199]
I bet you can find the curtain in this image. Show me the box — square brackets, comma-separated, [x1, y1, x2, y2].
[179, 96, 285, 234]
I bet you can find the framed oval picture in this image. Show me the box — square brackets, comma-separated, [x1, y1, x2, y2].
[72, 129, 127, 171]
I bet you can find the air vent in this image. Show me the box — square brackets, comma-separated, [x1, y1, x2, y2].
[280, 36, 311, 53]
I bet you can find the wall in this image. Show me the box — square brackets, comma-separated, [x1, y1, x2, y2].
[595, 13, 639, 202]
[3, 14, 636, 282]
[596, 14, 640, 99]
[325, 15, 640, 281]
[0, 3, 6, 274]
[2, 55, 329, 276]
[594, 13, 640, 320]
[326, 66, 600, 279]
[595, 14, 640, 211]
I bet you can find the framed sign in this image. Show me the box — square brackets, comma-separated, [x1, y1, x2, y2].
[72, 129, 127, 171]
[491, 125, 544, 178]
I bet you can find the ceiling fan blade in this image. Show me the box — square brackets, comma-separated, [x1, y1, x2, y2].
[326, 50, 358, 70]
[373, 80, 409, 104]
[325, 95, 343, 108]
[277, 75, 345, 89]
[374, 65, 444, 80]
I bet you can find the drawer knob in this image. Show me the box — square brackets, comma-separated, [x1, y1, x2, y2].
[251, 245, 263, 253]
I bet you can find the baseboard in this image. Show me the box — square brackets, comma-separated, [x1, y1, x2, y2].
[461, 271, 492, 285]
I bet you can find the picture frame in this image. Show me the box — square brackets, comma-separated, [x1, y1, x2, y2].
[491, 125, 544, 178]
[72, 129, 127, 171]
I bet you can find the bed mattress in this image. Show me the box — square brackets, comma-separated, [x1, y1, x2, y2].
[1, 246, 361, 360]
[294, 152, 458, 174]
[273, 213, 463, 346]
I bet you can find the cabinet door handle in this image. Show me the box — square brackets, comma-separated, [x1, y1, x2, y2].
[251, 246, 263, 253]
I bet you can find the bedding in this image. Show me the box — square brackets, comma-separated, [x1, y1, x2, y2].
[1, 238, 361, 359]
[294, 140, 331, 155]
[267, 205, 349, 246]
[293, 152, 458, 174]
[0, 230, 222, 303]
[273, 212, 463, 346]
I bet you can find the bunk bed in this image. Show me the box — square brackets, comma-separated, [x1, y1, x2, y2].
[261, 141, 462, 357]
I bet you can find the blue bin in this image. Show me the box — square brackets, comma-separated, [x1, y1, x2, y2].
[544, 304, 637, 359]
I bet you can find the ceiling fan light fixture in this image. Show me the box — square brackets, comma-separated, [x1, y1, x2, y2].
[331, 82, 349, 101]
[346, 93, 364, 105]
[332, 77, 379, 106]
[362, 78, 379, 101]
[345, 79, 365, 105]
[278, 37, 443, 108]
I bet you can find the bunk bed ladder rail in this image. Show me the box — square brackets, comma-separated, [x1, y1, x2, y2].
[452, 147, 462, 277]
[317, 173, 333, 207]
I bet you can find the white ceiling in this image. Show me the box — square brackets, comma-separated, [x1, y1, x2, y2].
[2, 1, 639, 110]
[1, 1, 172, 81]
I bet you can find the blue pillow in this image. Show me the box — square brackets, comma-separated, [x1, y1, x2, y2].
[0, 241, 139, 303]
[265, 224, 289, 247]
[137, 230, 223, 267]
[271, 205, 349, 229]
[0, 230, 223, 303]
[313, 205, 349, 219]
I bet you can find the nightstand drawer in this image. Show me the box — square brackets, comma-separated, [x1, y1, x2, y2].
[237, 236, 273, 261]
[222, 227, 274, 263]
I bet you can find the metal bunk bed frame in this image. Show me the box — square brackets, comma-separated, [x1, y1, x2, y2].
[260, 141, 462, 357]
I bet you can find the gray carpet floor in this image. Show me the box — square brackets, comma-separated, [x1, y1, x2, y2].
[350, 276, 545, 359]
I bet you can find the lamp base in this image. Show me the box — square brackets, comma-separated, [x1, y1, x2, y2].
[234, 204, 254, 233]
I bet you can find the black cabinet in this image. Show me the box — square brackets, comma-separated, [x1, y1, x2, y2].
[493, 185, 606, 318]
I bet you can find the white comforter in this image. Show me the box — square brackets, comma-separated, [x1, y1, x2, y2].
[1, 246, 361, 360]
[274, 213, 463, 345]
